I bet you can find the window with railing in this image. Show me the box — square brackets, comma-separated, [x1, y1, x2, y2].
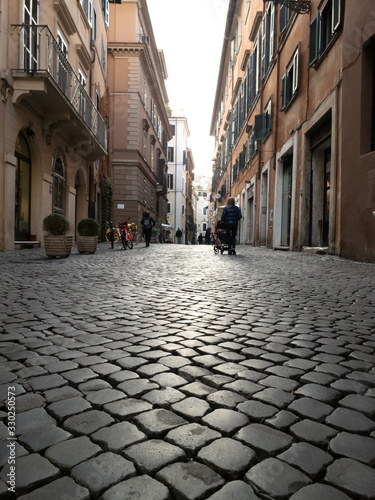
[23, 0, 38, 71]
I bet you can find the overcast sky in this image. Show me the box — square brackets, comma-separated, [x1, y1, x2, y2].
[147, 0, 230, 180]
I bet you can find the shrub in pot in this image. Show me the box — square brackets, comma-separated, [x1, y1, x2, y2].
[76, 218, 99, 254]
[42, 213, 73, 258]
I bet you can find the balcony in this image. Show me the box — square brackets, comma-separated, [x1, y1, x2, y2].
[11, 25, 107, 159]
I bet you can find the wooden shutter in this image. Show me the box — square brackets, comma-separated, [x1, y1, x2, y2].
[308, 15, 319, 66]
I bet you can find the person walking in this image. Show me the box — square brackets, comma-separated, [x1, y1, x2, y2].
[205, 227, 211, 244]
[175, 228, 182, 244]
[141, 211, 155, 247]
[221, 197, 242, 255]
[198, 233, 203, 245]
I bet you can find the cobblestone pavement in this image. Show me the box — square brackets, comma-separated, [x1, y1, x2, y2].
[0, 242, 375, 500]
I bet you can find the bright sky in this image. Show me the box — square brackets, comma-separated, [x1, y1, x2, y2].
[147, 0, 230, 179]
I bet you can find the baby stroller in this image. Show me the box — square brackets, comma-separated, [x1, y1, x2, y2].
[213, 220, 229, 254]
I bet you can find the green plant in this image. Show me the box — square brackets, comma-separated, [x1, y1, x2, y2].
[43, 213, 70, 235]
[77, 218, 99, 237]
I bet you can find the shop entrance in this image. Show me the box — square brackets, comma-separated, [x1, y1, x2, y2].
[14, 132, 31, 240]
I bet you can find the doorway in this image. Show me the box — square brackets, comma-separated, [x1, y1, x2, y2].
[14, 132, 31, 240]
[281, 159, 292, 246]
[260, 170, 268, 246]
[309, 143, 331, 247]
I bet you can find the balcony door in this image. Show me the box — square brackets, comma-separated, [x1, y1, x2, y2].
[23, 0, 39, 70]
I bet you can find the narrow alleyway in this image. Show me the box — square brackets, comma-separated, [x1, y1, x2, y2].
[0, 244, 374, 499]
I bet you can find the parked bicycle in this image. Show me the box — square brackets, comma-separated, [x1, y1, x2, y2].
[105, 222, 121, 249]
[127, 221, 141, 245]
[118, 218, 133, 250]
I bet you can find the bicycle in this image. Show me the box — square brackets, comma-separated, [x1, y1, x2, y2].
[118, 219, 133, 250]
[105, 222, 121, 248]
[127, 222, 141, 245]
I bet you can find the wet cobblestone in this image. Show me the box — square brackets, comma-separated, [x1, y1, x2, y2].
[0, 243, 374, 499]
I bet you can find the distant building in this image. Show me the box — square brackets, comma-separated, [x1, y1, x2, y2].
[108, 0, 173, 230]
[167, 113, 195, 243]
[0, 0, 108, 250]
[195, 188, 209, 243]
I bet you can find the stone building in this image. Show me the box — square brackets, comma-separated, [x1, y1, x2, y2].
[167, 113, 195, 244]
[107, 0, 172, 231]
[0, 0, 108, 250]
[210, 0, 374, 262]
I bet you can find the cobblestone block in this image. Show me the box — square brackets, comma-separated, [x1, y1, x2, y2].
[17, 476, 90, 500]
[156, 461, 225, 500]
[325, 458, 375, 499]
[325, 407, 375, 433]
[290, 419, 338, 445]
[16, 365, 48, 379]
[133, 408, 188, 437]
[202, 408, 249, 435]
[108, 369, 139, 384]
[14, 393, 44, 413]
[91, 362, 122, 376]
[166, 423, 221, 454]
[288, 397, 333, 421]
[207, 390, 247, 409]
[235, 423, 292, 457]
[237, 400, 278, 421]
[0, 453, 59, 493]
[171, 396, 210, 419]
[289, 483, 352, 499]
[27, 373, 67, 391]
[294, 383, 341, 404]
[151, 372, 188, 388]
[43, 386, 82, 403]
[277, 441, 333, 478]
[78, 379, 112, 393]
[136, 363, 170, 377]
[15, 407, 56, 435]
[314, 363, 350, 377]
[160, 355, 192, 369]
[222, 379, 262, 397]
[63, 409, 115, 435]
[237, 369, 267, 382]
[265, 410, 300, 431]
[259, 375, 299, 392]
[339, 394, 375, 417]
[48, 396, 92, 420]
[265, 365, 304, 379]
[142, 386, 185, 408]
[246, 457, 312, 499]
[45, 436, 101, 469]
[71, 452, 136, 495]
[180, 381, 217, 397]
[104, 398, 152, 418]
[178, 365, 212, 381]
[330, 379, 368, 395]
[197, 437, 255, 479]
[85, 388, 126, 407]
[19, 423, 72, 452]
[124, 439, 186, 474]
[117, 378, 160, 397]
[206, 480, 261, 500]
[100, 474, 171, 500]
[253, 387, 295, 409]
[329, 431, 375, 465]
[91, 421, 146, 452]
[62, 368, 98, 385]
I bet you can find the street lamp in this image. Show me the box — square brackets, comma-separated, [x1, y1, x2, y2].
[264, 0, 310, 14]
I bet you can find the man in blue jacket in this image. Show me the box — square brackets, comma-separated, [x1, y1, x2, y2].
[221, 197, 242, 255]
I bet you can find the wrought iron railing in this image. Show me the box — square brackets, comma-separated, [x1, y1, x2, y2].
[12, 24, 107, 152]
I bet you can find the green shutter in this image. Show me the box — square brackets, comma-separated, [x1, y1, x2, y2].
[281, 74, 286, 110]
[308, 15, 319, 66]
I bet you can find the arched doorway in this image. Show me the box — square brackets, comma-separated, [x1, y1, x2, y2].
[14, 132, 31, 240]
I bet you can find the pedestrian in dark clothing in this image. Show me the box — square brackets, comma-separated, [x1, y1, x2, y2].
[141, 211, 155, 247]
[221, 197, 242, 254]
[198, 233, 203, 244]
[176, 228, 182, 244]
[205, 227, 211, 244]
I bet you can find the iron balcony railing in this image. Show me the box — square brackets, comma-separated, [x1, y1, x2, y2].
[12, 24, 107, 152]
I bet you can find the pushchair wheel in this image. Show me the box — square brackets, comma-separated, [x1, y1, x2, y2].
[214, 247, 219, 254]
[220, 248, 224, 254]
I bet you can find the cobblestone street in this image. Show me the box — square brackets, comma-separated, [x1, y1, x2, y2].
[0, 243, 374, 500]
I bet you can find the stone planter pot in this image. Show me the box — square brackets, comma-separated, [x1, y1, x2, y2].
[77, 235, 98, 254]
[44, 235, 73, 258]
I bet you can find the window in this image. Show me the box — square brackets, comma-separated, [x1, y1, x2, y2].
[249, 130, 258, 158]
[101, 35, 106, 72]
[92, 6, 97, 43]
[23, 0, 38, 70]
[248, 31, 260, 107]
[245, 0, 251, 20]
[53, 157, 65, 214]
[167, 173, 173, 190]
[203, 223, 207, 231]
[232, 159, 239, 183]
[80, 0, 93, 25]
[279, 4, 292, 35]
[261, 2, 275, 77]
[102, 0, 109, 26]
[168, 147, 174, 163]
[309, 0, 342, 66]
[78, 70, 87, 118]
[167, 202, 172, 214]
[182, 205, 185, 215]
[281, 48, 299, 110]
[57, 31, 68, 90]
[239, 145, 246, 171]
[202, 206, 207, 216]
[254, 99, 272, 141]
[144, 81, 147, 108]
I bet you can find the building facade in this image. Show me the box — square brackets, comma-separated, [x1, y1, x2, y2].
[0, 0, 108, 250]
[167, 113, 195, 244]
[195, 188, 210, 243]
[210, 0, 374, 262]
[108, 0, 172, 231]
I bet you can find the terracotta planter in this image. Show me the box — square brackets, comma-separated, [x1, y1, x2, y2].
[44, 235, 73, 258]
[76, 235, 98, 254]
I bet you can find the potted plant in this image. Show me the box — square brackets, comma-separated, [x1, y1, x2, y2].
[76, 218, 99, 254]
[43, 213, 73, 258]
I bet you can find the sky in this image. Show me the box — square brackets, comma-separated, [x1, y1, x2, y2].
[146, 0, 230, 180]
